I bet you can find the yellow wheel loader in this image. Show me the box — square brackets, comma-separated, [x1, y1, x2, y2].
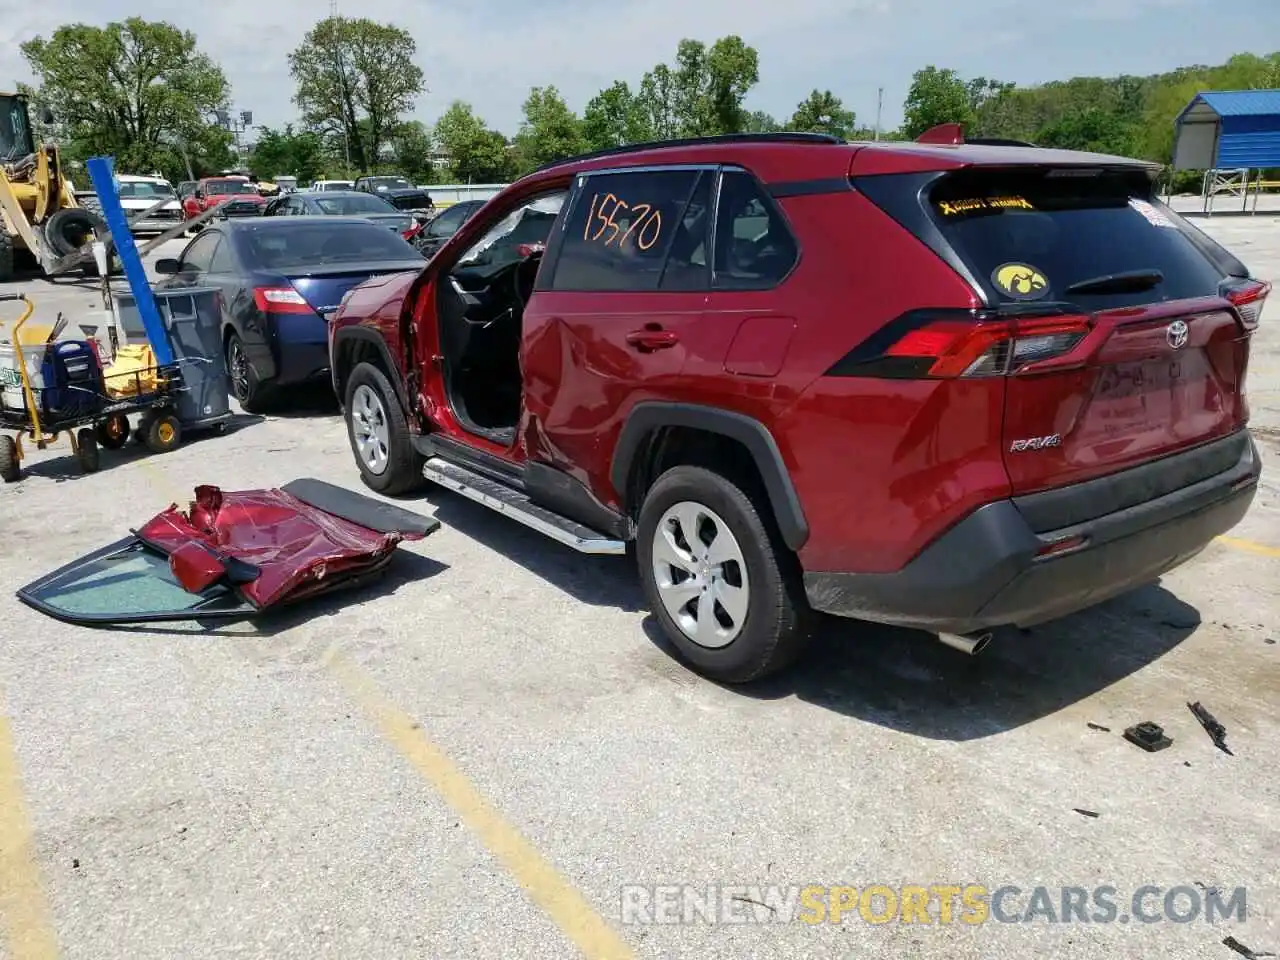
[0, 91, 107, 283]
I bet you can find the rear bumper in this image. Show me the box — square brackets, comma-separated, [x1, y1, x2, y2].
[804, 431, 1262, 632]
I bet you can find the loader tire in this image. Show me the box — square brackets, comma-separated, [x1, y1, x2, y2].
[0, 229, 13, 284]
[45, 208, 106, 257]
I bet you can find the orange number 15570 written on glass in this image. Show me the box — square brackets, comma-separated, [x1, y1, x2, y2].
[584, 192, 662, 250]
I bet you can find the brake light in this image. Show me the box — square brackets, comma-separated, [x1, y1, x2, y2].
[1223, 278, 1270, 330]
[253, 286, 314, 314]
[870, 312, 1091, 378]
[403, 221, 423, 241]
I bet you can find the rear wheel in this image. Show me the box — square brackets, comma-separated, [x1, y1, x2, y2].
[74, 428, 100, 473]
[0, 228, 14, 284]
[0, 435, 19, 483]
[44, 208, 106, 257]
[145, 415, 181, 453]
[637, 466, 812, 684]
[226, 332, 270, 413]
[344, 362, 423, 495]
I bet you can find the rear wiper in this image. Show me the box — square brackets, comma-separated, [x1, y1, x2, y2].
[1064, 269, 1163, 296]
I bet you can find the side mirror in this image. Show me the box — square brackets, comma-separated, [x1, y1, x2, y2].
[40, 107, 54, 125]
[154, 258, 180, 275]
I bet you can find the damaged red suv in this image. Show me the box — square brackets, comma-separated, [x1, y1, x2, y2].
[328, 130, 1266, 683]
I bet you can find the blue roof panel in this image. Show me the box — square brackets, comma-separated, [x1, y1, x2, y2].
[1196, 90, 1280, 118]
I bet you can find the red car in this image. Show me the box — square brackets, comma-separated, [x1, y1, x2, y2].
[183, 176, 266, 222]
[328, 130, 1267, 683]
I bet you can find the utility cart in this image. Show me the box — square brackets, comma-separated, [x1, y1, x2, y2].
[0, 292, 187, 482]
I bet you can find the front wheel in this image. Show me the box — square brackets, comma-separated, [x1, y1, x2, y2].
[343, 362, 423, 495]
[637, 465, 812, 684]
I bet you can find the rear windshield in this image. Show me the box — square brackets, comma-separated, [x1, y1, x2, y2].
[241, 222, 419, 269]
[206, 180, 255, 195]
[387, 192, 432, 210]
[924, 168, 1225, 309]
[314, 194, 395, 215]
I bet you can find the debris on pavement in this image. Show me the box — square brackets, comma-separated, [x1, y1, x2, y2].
[1087, 722, 1111, 732]
[1223, 935, 1277, 959]
[16, 478, 440, 625]
[1073, 808, 1100, 818]
[1189, 701, 1234, 755]
[1123, 721, 1173, 752]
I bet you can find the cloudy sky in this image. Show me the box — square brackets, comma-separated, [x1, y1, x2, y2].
[3, 0, 1278, 138]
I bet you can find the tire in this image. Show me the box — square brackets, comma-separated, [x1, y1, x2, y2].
[95, 414, 129, 449]
[225, 332, 271, 413]
[44, 208, 107, 257]
[75, 428, 100, 473]
[637, 465, 813, 684]
[145, 414, 181, 453]
[0, 228, 14, 284]
[343, 361, 423, 495]
[0, 435, 19, 483]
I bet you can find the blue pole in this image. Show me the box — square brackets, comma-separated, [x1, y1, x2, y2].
[85, 156, 175, 366]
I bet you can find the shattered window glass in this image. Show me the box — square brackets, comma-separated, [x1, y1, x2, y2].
[21, 539, 252, 621]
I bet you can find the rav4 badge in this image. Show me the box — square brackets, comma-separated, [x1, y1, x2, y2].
[1009, 435, 1063, 453]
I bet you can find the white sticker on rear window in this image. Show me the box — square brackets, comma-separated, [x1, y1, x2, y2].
[1128, 198, 1175, 228]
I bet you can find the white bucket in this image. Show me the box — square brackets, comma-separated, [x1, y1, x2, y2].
[0, 340, 46, 412]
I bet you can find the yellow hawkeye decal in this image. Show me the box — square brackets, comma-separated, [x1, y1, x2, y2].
[992, 262, 1049, 301]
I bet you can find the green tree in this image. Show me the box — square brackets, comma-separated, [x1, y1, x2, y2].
[636, 64, 679, 140]
[582, 81, 650, 150]
[1036, 109, 1136, 156]
[433, 101, 512, 183]
[289, 16, 425, 173]
[902, 66, 973, 139]
[513, 85, 586, 174]
[20, 18, 231, 180]
[249, 125, 324, 182]
[390, 120, 435, 183]
[672, 36, 759, 135]
[788, 90, 855, 138]
[743, 110, 781, 133]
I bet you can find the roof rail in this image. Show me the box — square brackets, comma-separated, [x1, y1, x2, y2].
[913, 125, 1038, 148]
[534, 132, 845, 173]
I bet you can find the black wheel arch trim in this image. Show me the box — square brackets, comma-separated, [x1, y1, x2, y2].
[332, 327, 411, 414]
[612, 402, 809, 551]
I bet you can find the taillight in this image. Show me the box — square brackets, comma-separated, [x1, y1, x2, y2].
[516, 242, 545, 258]
[836, 310, 1092, 379]
[403, 221, 423, 240]
[1222, 278, 1270, 330]
[253, 286, 314, 314]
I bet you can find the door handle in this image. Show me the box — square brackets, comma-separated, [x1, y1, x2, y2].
[625, 327, 679, 351]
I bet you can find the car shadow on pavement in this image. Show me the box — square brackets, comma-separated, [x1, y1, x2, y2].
[405, 488, 647, 612]
[642, 582, 1201, 741]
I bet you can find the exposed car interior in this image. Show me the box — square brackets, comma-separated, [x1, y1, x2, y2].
[436, 191, 566, 443]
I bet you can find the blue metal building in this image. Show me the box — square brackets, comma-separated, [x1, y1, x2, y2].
[1172, 89, 1280, 170]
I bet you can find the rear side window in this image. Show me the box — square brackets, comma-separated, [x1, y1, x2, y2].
[925, 168, 1225, 309]
[549, 169, 706, 292]
[239, 222, 418, 269]
[712, 170, 798, 289]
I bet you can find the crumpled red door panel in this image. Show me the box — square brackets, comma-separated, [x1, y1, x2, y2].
[138, 481, 434, 608]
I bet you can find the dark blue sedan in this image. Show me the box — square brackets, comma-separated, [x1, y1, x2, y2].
[154, 217, 425, 412]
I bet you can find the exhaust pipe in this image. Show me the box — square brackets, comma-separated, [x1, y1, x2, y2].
[937, 630, 993, 656]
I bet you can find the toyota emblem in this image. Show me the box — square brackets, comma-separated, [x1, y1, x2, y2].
[1166, 320, 1189, 350]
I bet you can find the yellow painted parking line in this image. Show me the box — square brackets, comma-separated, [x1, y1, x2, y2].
[1216, 535, 1280, 558]
[0, 692, 59, 960]
[325, 650, 635, 960]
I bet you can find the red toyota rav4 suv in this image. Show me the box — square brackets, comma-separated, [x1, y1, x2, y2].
[328, 130, 1267, 683]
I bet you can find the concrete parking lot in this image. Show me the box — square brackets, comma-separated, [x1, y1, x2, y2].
[0, 216, 1277, 960]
